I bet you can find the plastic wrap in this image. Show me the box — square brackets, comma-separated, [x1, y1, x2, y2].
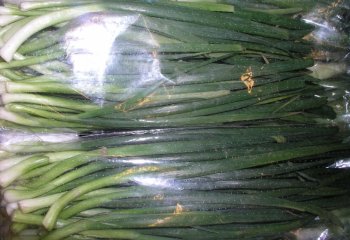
[0, 1, 329, 132]
[1, 127, 350, 239]
[301, 1, 350, 136]
[0, 1, 350, 240]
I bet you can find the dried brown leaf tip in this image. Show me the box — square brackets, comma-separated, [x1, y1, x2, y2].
[240, 66, 254, 94]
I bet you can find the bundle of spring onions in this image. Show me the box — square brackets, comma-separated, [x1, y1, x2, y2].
[1, 0, 350, 240]
[0, 0, 336, 131]
[0, 127, 350, 240]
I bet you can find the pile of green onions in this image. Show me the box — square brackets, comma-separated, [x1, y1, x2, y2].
[1, 127, 350, 239]
[0, 0, 331, 131]
[1, 0, 350, 239]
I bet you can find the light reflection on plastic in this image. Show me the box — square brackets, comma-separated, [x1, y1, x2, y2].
[343, 113, 350, 122]
[345, 91, 350, 114]
[133, 176, 171, 188]
[303, 7, 341, 48]
[317, 229, 329, 240]
[320, 84, 337, 89]
[310, 20, 337, 42]
[121, 159, 160, 165]
[125, 136, 159, 143]
[0, 131, 78, 149]
[331, 159, 350, 168]
[303, 19, 329, 29]
[302, 14, 341, 44]
[64, 13, 139, 105]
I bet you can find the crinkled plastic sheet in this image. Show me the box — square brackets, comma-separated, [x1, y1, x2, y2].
[302, 1, 350, 133]
[294, 1, 350, 239]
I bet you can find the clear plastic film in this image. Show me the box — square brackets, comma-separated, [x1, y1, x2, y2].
[301, 0, 349, 62]
[0, 1, 350, 240]
[0, 0, 332, 131]
[300, 1, 350, 137]
[1, 127, 350, 239]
